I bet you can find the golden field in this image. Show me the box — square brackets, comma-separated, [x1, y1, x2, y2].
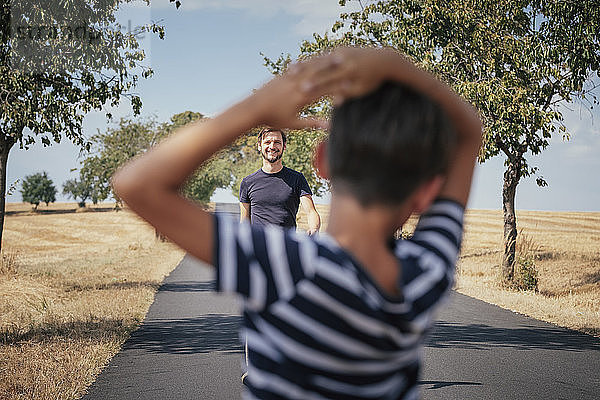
[0, 202, 184, 400]
[456, 209, 600, 337]
[301, 205, 600, 337]
[0, 201, 598, 399]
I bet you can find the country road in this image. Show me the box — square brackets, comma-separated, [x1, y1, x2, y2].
[84, 252, 600, 400]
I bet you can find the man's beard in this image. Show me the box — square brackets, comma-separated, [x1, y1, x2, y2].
[262, 149, 282, 163]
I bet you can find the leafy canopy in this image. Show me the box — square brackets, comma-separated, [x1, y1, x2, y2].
[80, 111, 233, 204]
[20, 171, 57, 209]
[1, 0, 165, 149]
[299, 0, 600, 182]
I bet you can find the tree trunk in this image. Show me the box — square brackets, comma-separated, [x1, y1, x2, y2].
[502, 161, 520, 284]
[0, 135, 15, 254]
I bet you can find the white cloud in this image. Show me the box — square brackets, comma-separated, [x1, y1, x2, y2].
[552, 101, 600, 160]
[149, 0, 362, 36]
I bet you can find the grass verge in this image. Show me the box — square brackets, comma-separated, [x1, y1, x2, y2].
[0, 202, 184, 400]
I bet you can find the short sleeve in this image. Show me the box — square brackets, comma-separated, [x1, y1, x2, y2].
[239, 177, 250, 203]
[213, 215, 308, 311]
[395, 199, 464, 314]
[411, 198, 464, 268]
[298, 173, 312, 197]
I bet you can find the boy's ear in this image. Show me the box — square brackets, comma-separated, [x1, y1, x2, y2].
[412, 176, 444, 214]
[313, 140, 330, 179]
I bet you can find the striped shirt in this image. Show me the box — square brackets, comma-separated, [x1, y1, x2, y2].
[214, 199, 464, 400]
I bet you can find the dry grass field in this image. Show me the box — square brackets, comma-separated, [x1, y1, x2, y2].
[456, 209, 600, 337]
[301, 205, 600, 337]
[0, 202, 184, 400]
[0, 201, 598, 399]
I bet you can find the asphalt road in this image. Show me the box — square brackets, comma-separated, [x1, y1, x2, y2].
[84, 204, 599, 399]
[83, 255, 244, 400]
[83, 254, 600, 400]
[421, 291, 600, 399]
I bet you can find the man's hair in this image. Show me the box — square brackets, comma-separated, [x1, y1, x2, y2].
[328, 81, 456, 206]
[258, 128, 287, 146]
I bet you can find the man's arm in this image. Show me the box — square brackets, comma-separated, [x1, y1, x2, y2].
[240, 202, 251, 223]
[299, 195, 320, 235]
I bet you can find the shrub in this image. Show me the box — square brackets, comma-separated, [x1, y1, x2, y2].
[513, 255, 539, 291]
[0, 250, 18, 275]
[507, 230, 540, 291]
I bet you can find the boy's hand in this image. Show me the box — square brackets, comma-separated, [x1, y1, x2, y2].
[249, 55, 339, 131]
[295, 47, 416, 106]
[249, 47, 414, 130]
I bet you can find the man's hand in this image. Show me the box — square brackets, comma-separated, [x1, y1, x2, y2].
[300, 195, 320, 236]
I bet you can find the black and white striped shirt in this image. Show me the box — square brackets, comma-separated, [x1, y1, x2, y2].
[214, 199, 464, 400]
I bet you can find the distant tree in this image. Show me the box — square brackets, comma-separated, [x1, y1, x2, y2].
[0, 0, 169, 251]
[62, 178, 99, 207]
[295, 0, 600, 285]
[81, 112, 233, 205]
[20, 172, 57, 209]
[80, 117, 161, 206]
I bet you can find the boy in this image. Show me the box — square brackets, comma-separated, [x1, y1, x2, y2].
[113, 47, 482, 399]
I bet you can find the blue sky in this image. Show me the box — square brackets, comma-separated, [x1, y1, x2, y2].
[7, 0, 600, 211]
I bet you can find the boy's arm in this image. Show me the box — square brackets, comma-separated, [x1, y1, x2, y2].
[299, 195, 321, 235]
[112, 47, 479, 264]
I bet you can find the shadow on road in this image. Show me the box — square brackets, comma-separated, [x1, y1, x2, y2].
[426, 321, 600, 352]
[123, 314, 243, 355]
[158, 280, 216, 293]
[419, 380, 482, 390]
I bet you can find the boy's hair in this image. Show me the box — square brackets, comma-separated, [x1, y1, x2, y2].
[328, 81, 456, 206]
[258, 128, 287, 146]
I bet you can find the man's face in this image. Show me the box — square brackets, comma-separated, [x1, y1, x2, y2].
[259, 131, 285, 163]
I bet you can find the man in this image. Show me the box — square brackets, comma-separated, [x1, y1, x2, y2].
[239, 128, 321, 234]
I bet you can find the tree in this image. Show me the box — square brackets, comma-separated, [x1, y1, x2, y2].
[20, 172, 57, 209]
[297, 0, 600, 284]
[80, 117, 161, 206]
[0, 0, 168, 250]
[80, 111, 233, 205]
[62, 177, 99, 207]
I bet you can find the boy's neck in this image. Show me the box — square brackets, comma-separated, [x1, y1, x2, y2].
[326, 193, 413, 295]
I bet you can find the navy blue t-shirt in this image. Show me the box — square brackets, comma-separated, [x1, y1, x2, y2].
[239, 166, 312, 228]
